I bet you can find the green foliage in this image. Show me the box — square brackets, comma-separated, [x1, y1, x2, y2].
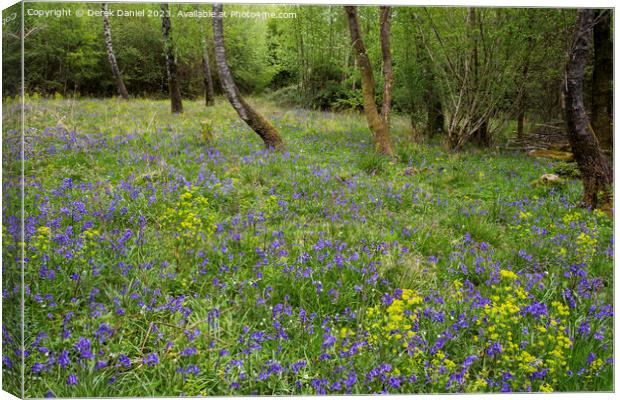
[265, 85, 301, 107]
[11, 3, 576, 141]
[2, 4, 21, 95]
[5, 97, 613, 396]
[357, 151, 390, 175]
[554, 161, 582, 179]
[15, 3, 281, 97]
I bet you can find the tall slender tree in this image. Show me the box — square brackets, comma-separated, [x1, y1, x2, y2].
[425, 79, 444, 138]
[564, 9, 612, 210]
[412, 15, 444, 138]
[161, 3, 183, 113]
[344, 6, 394, 156]
[200, 17, 215, 107]
[468, 8, 490, 147]
[516, 50, 531, 137]
[202, 38, 215, 107]
[102, 3, 129, 99]
[212, 3, 284, 150]
[379, 6, 393, 127]
[591, 9, 613, 152]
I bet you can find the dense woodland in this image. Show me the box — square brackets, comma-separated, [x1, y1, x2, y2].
[1, 3, 615, 396]
[1, 5, 609, 139]
[4, 4, 613, 203]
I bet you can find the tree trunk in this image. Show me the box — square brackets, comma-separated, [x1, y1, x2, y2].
[212, 4, 284, 150]
[516, 61, 530, 137]
[203, 39, 215, 107]
[564, 9, 613, 210]
[472, 120, 490, 147]
[516, 109, 525, 138]
[413, 22, 444, 139]
[345, 6, 394, 156]
[426, 85, 444, 138]
[161, 3, 183, 114]
[379, 6, 393, 127]
[468, 8, 490, 147]
[102, 3, 129, 99]
[516, 31, 534, 138]
[591, 9, 613, 151]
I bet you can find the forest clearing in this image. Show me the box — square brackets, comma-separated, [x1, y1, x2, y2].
[1, 2, 614, 397]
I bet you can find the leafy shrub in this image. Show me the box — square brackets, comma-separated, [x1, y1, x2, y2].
[357, 152, 390, 175]
[397, 143, 421, 165]
[553, 161, 581, 179]
[329, 88, 364, 112]
[267, 85, 302, 107]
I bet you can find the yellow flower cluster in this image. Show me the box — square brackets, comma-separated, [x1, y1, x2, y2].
[499, 269, 518, 280]
[366, 289, 422, 346]
[539, 383, 554, 392]
[30, 226, 52, 259]
[162, 188, 216, 241]
[3, 225, 13, 246]
[575, 231, 597, 264]
[562, 211, 581, 225]
[585, 358, 606, 381]
[480, 278, 572, 390]
[77, 228, 100, 260]
[264, 195, 280, 219]
[359, 269, 579, 392]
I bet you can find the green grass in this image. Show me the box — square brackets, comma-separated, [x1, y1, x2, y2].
[1, 96, 613, 396]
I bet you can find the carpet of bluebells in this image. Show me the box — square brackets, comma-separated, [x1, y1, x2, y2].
[2, 97, 613, 397]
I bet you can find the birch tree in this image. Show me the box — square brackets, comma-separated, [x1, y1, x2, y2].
[102, 3, 129, 99]
[212, 3, 284, 149]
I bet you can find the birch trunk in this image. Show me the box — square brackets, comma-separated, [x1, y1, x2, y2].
[212, 4, 284, 150]
[102, 3, 129, 99]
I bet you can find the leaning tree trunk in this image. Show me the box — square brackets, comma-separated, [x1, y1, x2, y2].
[591, 9, 613, 152]
[379, 6, 393, 127]
[345, 6, 394, 157]
[212, 4, 284, 150]
[564, 9, 613, 210]
[102, 3, 129, 99]
[161, 3, 183, 114]
[203, 39, 215, 107]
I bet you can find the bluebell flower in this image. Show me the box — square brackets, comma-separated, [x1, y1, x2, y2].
[118, 354, 131, 368]
[486, 342, 503, 357]
[143, 352, 159, 366]
[32, 362, 46, 373]
[67, 374, 78, 386]
[58, 350, 70, 368]
[290, 360, 307, 374]
[74, 337, 94, 359]
[180, 347, 197, 357]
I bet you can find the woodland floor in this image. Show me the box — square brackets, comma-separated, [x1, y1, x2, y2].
[2, 97, 613, 396]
